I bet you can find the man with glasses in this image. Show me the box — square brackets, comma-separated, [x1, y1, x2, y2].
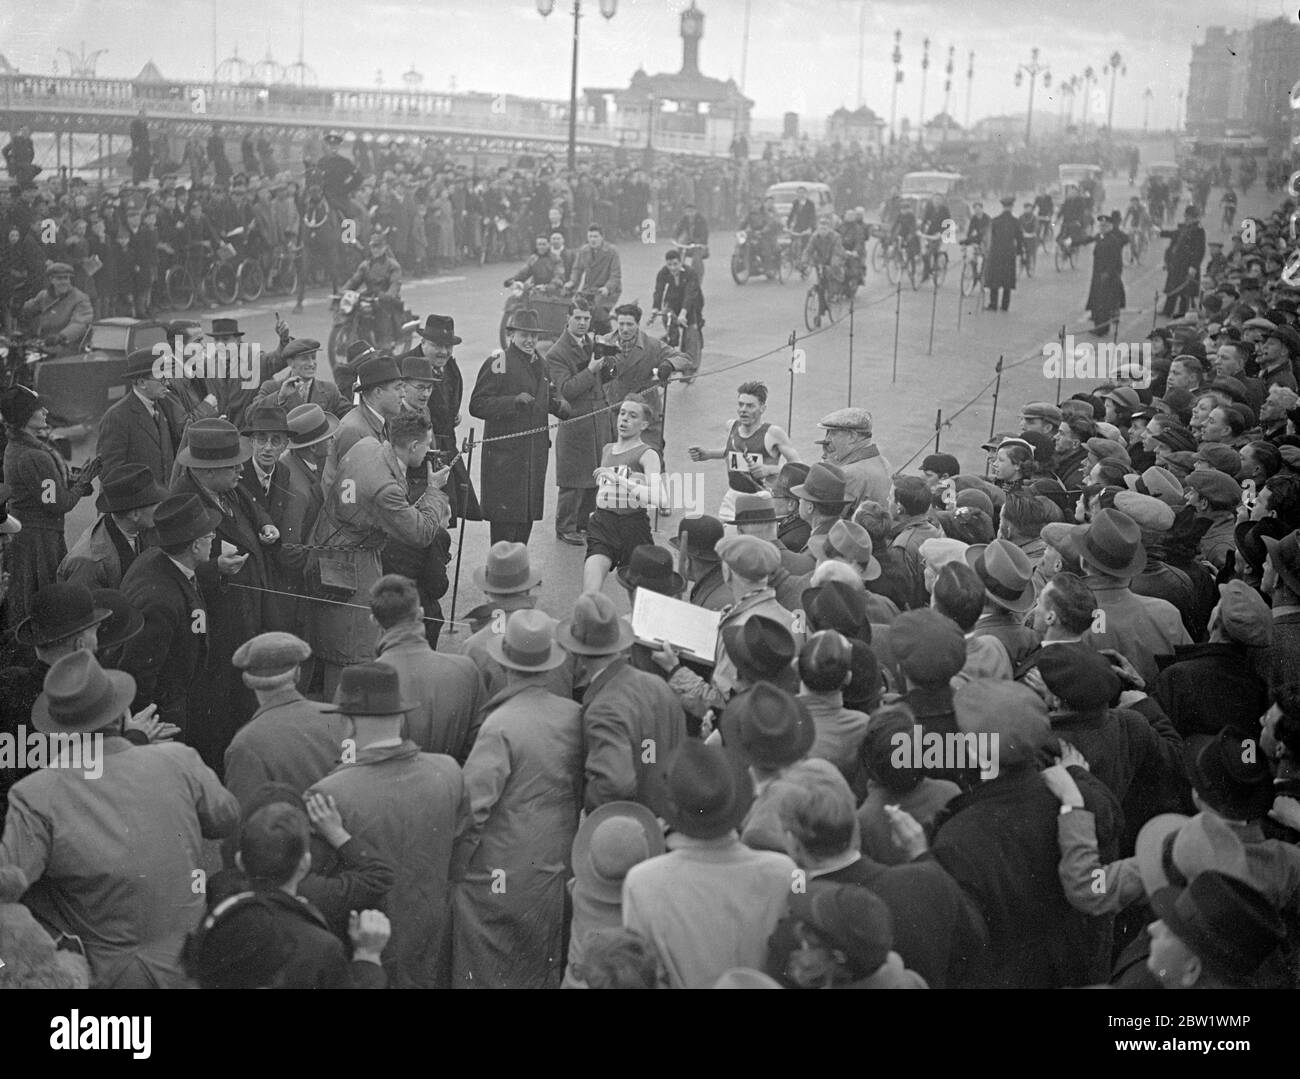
[322, 354, 407, 494]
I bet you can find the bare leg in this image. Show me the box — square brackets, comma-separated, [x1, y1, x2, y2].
[583, 553, 613, 594]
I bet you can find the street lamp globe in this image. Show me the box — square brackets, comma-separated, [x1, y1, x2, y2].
[599, 0, 618, 19]
[536, 0, 555, 16]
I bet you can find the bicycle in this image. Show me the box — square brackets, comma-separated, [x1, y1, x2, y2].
[1020, 230, 1037, 277]
[918, 233, 947, 290]
[652, 308, 702, 383]
[264, 242, 301, 296]
[224, 227, 265, 303]
[883, 237, 915, 289]
[788, 230, 812, 279]
[1054, 230, 1080, 272]
[803, 262, 852, 330]
[960, 243, 984, 297]
[1036, 216, 1054, 253]
[1126, 223, 1149, 265]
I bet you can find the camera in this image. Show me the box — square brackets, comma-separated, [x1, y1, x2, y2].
[424, 449, 458, 469]
[594, 340, 620, 383]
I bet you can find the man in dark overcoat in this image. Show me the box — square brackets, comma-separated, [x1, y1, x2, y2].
[985, 196, 1024, 313]
[546, 298, 611, 545]
[1081, 213, 1128, 337]
[1159, 204, 1206, 318]
[468, 308, 568, 545]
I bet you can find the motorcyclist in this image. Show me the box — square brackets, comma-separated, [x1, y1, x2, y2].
[739, 199, 774, 273]
[342, 230, 403, 347]
[504, 236, 562, 290]
[20, 262, 92, 353]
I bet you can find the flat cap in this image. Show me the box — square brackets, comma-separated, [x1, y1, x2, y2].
[890, 609, 966, 686]
[1184, 468, 1242, 507]
[1020, 401, 1063, 425]
[1102, 386, 1141, 411]
[817, 407, 873, 432]
[280, 338, 322, 361]
[1193, 443, 1242, 477]
[1112, 490, 1175, 532]
[1086, 437, 1131, 465]
[45, 262, 74, 276]
[715, 534, 780, 580]
[1123, 464, 1184, 507]
[232, 632, 312, 673]
[1215, 580, 1271, 648]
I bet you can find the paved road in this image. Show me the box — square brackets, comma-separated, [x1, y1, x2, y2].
[64, 159, 1267, 645]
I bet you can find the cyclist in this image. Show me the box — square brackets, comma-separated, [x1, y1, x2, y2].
[918, 196, 949, 283]
[889, 199, 920, 273]
[787, 186, 817, 262]
[1033, 189, 1055, 246]
[1056, 184, 1090, 253]
[1019, 201, 1039, 248]
[341, 230, 404, 348]
[1219, 185, 1238, 233]
[1123, 195, 1152, 259]
[672, 201, 710, 279]
[801, 218, 848, 325]
[651, 247, 704, 380]
[739, 198, 778, 274]
[837, 207, 870, 291]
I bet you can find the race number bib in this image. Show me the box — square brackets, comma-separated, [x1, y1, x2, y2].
[727, 450, 762, 473]
[598, 465, 638, 510]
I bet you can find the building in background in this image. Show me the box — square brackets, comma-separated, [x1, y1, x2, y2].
[1188, 18, 1300, 141]
[826, 106, 886, 154]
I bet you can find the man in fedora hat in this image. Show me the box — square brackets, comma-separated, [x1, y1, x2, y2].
[117, 493, 229, 738]
[276, 403, 338, 624]
[253, 338, 345, 418]
[198, 318, 261, 431]
[1074, 508, 1191, 686]
[310, 661, 466, 989]
[19, 261, 92, 353]
[545, 297, 610, 545]
[322, 354, 406, 494]
[58, 463, 166, 591]
[172, 418, 283, 763]
[222, 632, 350, 811]
[984, 194, 1024, 312]
[312, 411, 449, 694]
[670, 514, 729, 612]
[469, 307, 570, 544]
[621, 741, 797, 989]
[0, 582, 113, 820]
[557, 591, 685, 816]
[237, 405, 293, 525]
[966, 538, 1041, 669]
[97, 348, 176, 485]
[369, 574, 483, 763]
[787, 462, 853, 563]
[401, 314, 479, 526]
[1, 650, 239, 988]
[816, 408, 891, 509]
[452, 610, 583, 989]
[460, 542, 575, 701]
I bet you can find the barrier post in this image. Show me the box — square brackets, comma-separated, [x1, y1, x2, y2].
[933, 408, 943, 453]
[787, 329, 798, 434]
[1056, 323, 1066, 406]
[891, 277, 902, 384]
[447, 428, 476, 637]
[847, 292, 855, 405]
[927, 271, 940, 356]
[988, 354, 1004, 441]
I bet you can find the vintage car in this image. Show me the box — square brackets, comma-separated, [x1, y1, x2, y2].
[764, 181, 836, 226]
[869, 171, 970, 231]
[33, 318, 168, 432]
[1058, 163, 1106, 212]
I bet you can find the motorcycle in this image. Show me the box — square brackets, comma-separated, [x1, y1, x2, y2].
[730, 229, 781, 285]
[327, 289, 418, 366]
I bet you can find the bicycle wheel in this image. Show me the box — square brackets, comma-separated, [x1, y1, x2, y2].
[730, 249, 750, 285]
[776, 250, 790, 284]
[237, 260, 264, 302]
[1054, 245, 1066, 272]
[906, 255, 918, 291]
[211, 263, 238, 306]
[960, 260, 978, 296]
[885, 250, 901, 286]
[826, 284, 848, 324]
[327, 321, 352, 366]
[279, 257, 300, 297]
[804, 286, 821, 330]
[933, 251, 949, 288]
[1023, 246, 1036, 278]
[870, 240, 885, 273]
[681, 325, 702, 375]
[164, 265, 195, 310]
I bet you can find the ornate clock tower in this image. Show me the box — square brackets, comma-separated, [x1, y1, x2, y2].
[680, 3, 704, 77]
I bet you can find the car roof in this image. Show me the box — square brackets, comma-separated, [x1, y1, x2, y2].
[1059, 163, 1102, 173]
[766, 181, 830, 194]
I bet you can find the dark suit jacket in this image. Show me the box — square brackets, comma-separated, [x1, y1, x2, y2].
[118, 547, 212, 732]
[277, 449, 325, 583]
[239, 460, 296, 629]
[97, 390, 175, 486]
[238, 459, 293, 527]
[255, 375, 346, 418]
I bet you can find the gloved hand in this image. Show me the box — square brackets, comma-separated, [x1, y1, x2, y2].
[514, 392, 536, 410]
[656, 361, 675, 383]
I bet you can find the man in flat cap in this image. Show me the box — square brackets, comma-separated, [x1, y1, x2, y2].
[254, 339, 345, 418]
[816, 408, 891, 509]
[1019, 402, 1063, 437]
[222, 632, 350, 810]
[20, 262, 92, 354]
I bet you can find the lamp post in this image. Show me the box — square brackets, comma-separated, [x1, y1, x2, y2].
[889, 30, 902, 147]
[964, 51, 974, 130]
[1014, 48, 1051, 146]
[1103, 51, 1125, 132]
[918, 37, 930, 149]
[1142, 86, 1152, 133]
[1081, 65, 1095, 135]
[941, 45, 954, 144]
[537, 0, 618, 173]
[1175, 88, 1184, 133]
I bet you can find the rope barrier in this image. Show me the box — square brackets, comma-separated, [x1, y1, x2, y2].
[226, 581, 477, 631]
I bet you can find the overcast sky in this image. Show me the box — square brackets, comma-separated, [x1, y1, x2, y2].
[3, 0, 1294, 130]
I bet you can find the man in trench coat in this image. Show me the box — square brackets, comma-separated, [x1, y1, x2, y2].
[1081, 213, 1128, 338]
[985, 196, 1024, 313]
[545, 299, 611, 545]
[469, 308, 569, 545]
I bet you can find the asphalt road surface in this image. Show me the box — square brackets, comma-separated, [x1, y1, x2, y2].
[64, 150, 1266, 646]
